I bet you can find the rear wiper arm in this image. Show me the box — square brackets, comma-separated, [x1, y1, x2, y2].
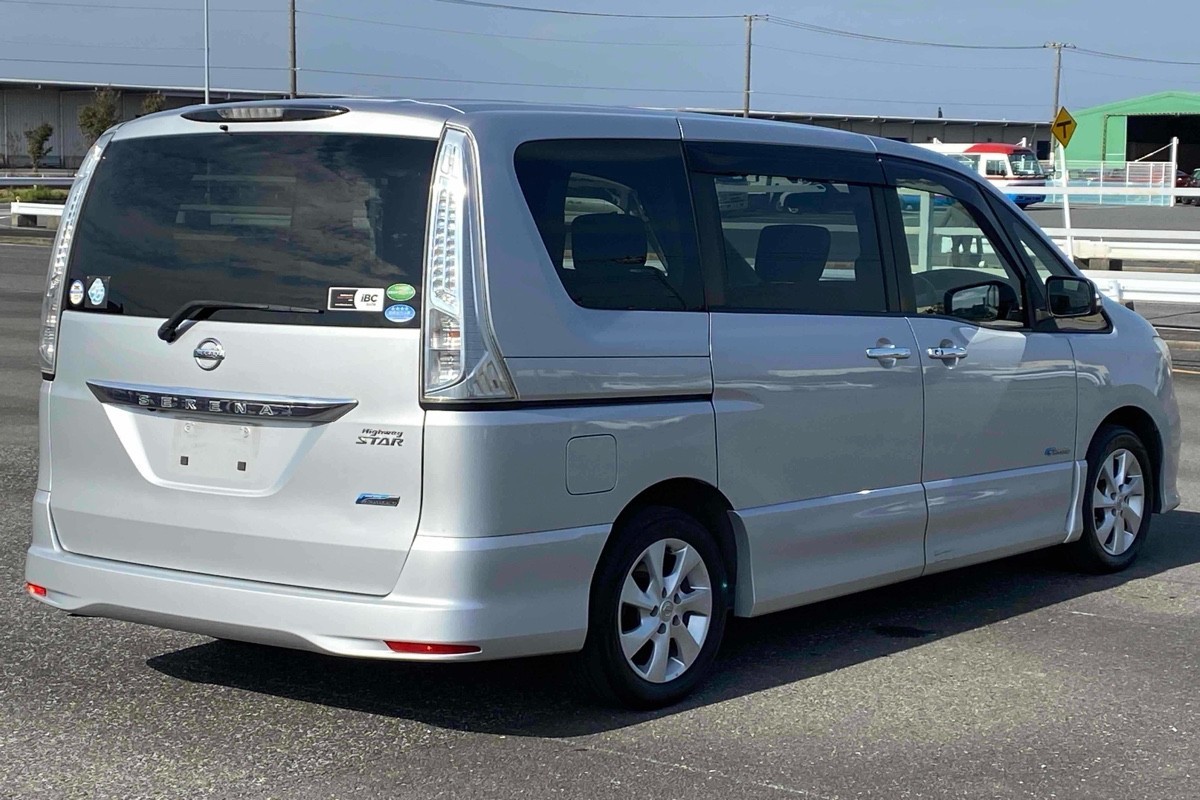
[158, 300, 322, 343]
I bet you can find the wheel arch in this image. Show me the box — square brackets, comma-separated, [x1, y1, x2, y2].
[602, 478, 739, 606]
[1090, 405, 1164, 512]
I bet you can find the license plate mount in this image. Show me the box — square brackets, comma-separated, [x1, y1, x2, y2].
[168, 419, 261, 481]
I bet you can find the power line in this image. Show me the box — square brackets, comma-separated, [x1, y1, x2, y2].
[768, 15, 1200, 66]
[0, 56, 285, 70]
[306, 67, 735, 94]
[768, 16, 1043, 51]
[0, 37, 203, 51]
[428, 0, 744, 19]
[753, 43, 1040, 71]
[1075, 47, 1200, 67]
[299, 10, 738, 46]
[0, 0, 279, 9]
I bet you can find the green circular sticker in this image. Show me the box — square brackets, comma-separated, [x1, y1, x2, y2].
[386, 283, 416, 302]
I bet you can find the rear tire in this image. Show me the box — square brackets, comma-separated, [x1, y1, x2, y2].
[580, 506, 729, 709]
[1067, 425, 1153, 573]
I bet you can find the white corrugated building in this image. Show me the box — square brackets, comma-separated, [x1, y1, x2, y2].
[1, 78, 286, 168]
[685, 108, 1052, 159]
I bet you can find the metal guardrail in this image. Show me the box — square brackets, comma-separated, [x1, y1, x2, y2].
[0, 177, 75, 188]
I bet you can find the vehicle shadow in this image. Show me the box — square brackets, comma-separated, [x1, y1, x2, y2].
[147, 509, 1200, 738]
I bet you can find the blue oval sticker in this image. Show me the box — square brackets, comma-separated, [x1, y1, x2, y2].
[383, 303, 416, 324]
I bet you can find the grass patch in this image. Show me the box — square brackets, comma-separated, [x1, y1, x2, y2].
[0, 187, 69, 203]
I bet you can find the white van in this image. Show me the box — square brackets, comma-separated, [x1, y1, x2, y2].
[918, 141, 1048, 208]
[27, 101, 1180, 707]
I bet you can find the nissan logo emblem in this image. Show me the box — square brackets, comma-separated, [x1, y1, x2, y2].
[193, 338, 225, 371]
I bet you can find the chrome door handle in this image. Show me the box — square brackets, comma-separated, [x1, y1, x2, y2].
[865, 346, 912, 361]
[927, 345, 968, 361]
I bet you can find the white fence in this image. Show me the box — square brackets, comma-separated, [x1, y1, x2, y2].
[1022, 186, 1200, 206]
[1082, 270, 1200, 305]
[1042, 227, 1200, 264]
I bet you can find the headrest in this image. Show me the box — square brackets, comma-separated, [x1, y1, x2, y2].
[571, 213, 648, 273]
[754, 224, 832, 284]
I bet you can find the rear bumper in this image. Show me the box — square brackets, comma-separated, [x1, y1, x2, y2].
[25, 490, 607, 661]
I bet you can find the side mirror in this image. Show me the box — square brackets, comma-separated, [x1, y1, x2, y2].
[1045, 275, 1099, 318]
[944, 280, 1020, 323]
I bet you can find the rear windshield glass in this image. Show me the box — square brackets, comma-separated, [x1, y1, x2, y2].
[68, 133, 436, 328]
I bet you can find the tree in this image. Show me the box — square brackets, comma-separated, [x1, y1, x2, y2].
[79, 87, 121, 145]
[139, 91, 166, 116]
[24, 123, 53, 172]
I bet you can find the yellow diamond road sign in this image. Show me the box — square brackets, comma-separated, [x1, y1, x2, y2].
[1052, 106, 1077, 149]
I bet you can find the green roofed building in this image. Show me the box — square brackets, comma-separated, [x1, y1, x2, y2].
[1065, 91, 1200, 171]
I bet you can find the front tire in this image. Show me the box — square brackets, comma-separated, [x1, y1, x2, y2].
[581, 506, 729, 708]
[1068, 425, 1153, 573]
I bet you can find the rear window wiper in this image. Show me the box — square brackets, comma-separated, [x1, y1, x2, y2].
[158, 300, 323, 343]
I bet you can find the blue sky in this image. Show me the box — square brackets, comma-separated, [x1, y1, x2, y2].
[2, 0, 1198, 120]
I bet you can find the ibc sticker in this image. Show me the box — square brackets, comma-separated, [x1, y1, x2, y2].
[68, 279, 85, 306]
[327, 287, 385, 312]
[383, 304, 416, 324]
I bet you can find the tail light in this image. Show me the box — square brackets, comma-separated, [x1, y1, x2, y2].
[39, 129, 114, 378]
[421, 127, 515, 403]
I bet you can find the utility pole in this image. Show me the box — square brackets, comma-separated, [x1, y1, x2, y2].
[742, 15, 765, 118]
[203, 0, 210, 104]
[1045, 41, 1075, 119]
[289, 0, 297, 98]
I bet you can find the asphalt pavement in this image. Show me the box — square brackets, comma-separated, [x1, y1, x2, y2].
[1, 241, 1199, 799]
[1026, 203, 1200, 231]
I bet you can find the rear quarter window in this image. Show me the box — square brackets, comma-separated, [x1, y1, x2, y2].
[68, 133, 436, 328]
[513, 139, 704, 312]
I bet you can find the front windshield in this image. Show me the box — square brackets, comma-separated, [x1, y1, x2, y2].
[1008, 150, 1045, 177]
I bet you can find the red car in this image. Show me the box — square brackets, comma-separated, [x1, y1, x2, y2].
[1181, 169, 1200, 205]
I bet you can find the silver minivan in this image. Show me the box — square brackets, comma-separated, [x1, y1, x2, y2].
[26, 100, 1181, 707]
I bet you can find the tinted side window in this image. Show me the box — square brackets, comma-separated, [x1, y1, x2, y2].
[514, 140, 703, 312]
[696, 173, 887, 314]
[891, 179, 1028, 327]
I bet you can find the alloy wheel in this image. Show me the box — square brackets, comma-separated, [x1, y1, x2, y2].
[1093, 448, 1146, 556]
[617, 538, 713, 684]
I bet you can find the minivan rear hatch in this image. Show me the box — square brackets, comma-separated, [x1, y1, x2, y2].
[48, 127, 435, 595]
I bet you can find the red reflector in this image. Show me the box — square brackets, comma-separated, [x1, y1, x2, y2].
[25, 582, 47, 597]
[384, 641, 480, 656]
